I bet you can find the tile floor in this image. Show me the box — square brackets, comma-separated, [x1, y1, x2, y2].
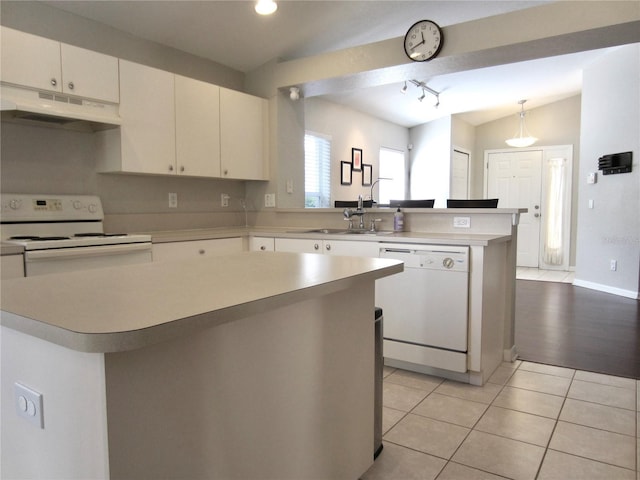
[362, 361, 638, 480]
[516, 267, 575, 283]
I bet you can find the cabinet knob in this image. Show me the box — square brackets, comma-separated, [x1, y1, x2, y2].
[168, 165, 174, 172]
[50, 78, 57, 87]
[180, 166, 185, 172]
[325, 243, 331, 251]
[314, 243, 320, 250]
[224, 169, 228, 176]
[199, 249, 206, 255]
[68, 81, 74, 90]
[260, 245, 266, 251]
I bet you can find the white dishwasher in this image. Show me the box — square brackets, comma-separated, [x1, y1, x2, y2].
[377, 244, 470, 373]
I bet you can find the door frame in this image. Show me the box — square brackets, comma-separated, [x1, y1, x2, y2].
[484, 145, 573, 271]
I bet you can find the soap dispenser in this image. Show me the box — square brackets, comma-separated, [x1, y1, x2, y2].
[393, 208, 404, 232]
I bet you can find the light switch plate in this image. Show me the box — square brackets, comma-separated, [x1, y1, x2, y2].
[15, 382, 44, 428]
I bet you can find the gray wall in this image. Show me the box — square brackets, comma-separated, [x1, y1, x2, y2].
[575, 44, 640, 297]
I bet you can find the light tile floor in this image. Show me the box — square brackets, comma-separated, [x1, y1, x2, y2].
[516, 267, 575, 283]
[362, 361, 638, 480]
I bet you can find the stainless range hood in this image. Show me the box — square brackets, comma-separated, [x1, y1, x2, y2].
[1, 84, 121, 131]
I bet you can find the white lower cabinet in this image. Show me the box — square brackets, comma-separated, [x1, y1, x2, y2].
[153, 238, 243, 262]
[250, 237, 275, 252]
[274, 237, 379, 257]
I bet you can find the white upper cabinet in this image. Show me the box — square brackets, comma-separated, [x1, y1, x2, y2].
[175, 75, 221, 177]
[1, 27, 119, 103]
[220, 88, 268, 180]
[60, 44, 119, 103]
[115, 60, 176, 175]
[1, 27, 61, 92]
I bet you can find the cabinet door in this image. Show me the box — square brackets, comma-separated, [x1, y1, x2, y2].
[324, 239, 380, 257]
[119, 60, 176, 175]
[60, 43, 119, 103]
[275, 238, 323, 254]
[175, 75, 221, 177]
[1, 27, 62, 92]
[153, 238, 243, 262]
[250, 237, 275, 252]
[220, 88, 268, 180]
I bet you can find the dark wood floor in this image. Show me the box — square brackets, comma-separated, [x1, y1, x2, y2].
[515, 280, 640, 379]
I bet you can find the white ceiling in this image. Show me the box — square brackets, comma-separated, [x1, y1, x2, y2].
[43, 0, 612, 126]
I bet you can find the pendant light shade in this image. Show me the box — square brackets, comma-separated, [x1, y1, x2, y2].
[255, 0, 277, 15]
[506, 100, 538, 148]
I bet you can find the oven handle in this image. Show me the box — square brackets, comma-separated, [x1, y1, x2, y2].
[25, 243, 152, 261]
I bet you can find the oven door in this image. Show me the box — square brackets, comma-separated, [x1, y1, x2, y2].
[24, 243, 153, 276]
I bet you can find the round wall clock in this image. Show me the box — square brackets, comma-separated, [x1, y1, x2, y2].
[403, 20, 443, 62]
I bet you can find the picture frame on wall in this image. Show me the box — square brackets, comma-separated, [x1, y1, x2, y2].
[352, 148, 362, 171]
[341, 161, 352, 185]
[362, 164, 372, 186]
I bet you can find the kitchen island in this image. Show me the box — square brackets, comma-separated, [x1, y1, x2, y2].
[1, 252, 402, 479]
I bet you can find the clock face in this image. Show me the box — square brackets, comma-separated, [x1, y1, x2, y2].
[404, 20, 443, 62]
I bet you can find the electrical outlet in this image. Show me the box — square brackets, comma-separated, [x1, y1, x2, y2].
[610, 260, 617, 271]
[221, 194, 230, 207]
[168, 192, 178, 208]
[453, 216, 471, 228]
[15, 382, 44, 429]
[264, 193, 276, 208]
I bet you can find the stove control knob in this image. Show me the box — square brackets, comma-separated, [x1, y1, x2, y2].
[73, 200, 83, 210]
[88, 204, 98, 213]
[9, 199, 22, 210]
[443, 257, 455, 269]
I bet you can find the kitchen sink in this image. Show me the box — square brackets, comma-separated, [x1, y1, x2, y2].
[290, 228, 393, 236]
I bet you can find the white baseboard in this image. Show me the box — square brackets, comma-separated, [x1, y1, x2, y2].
[573, 279, 639, 300]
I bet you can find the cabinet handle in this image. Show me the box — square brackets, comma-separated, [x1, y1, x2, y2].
[199, 249, 206, 255]
[180, 166, 185, 172]
[68, 81, 74, 90]
[260, 245, 266, 251]
[168, 165, 174, 172]
[223, 169, 228, 176]
[50, 78, 57, 87]
[314, 243, 320, 250]
[325, 243, 331, 251]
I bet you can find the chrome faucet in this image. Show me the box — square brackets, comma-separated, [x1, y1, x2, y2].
[343, 195, 366, 230]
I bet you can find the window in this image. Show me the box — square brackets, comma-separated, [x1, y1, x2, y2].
[378, 147, 405, 204]
[305, 132, 331, 208]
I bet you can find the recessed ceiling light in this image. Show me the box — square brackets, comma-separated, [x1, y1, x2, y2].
[255, 0, 277, 15]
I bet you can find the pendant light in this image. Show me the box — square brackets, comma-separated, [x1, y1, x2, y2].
[505, 100, 538, 148]
[255, 0, 277, 15]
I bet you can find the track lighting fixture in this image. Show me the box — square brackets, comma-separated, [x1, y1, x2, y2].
[505, 100, 537, 148]
[402, 79, 440, 107]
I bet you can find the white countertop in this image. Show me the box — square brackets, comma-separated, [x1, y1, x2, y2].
[148, 226, 511, 246]
[1, 252, 402, 353]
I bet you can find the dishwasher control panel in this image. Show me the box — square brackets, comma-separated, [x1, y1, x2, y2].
[379, 244, 469, 272]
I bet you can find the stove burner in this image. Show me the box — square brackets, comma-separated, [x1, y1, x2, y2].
[10, 235, 41, 240]
[74, 233, 127, 238]
[35, 236, 71, 241]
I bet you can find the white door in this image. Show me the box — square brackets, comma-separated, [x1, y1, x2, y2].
[487, 150, 542, 267]
[450, 149, 470, 199]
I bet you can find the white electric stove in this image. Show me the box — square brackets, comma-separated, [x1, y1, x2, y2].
[1, 194, 152, 276]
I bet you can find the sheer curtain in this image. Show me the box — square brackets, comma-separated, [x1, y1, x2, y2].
[543, 157, 566, 265]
